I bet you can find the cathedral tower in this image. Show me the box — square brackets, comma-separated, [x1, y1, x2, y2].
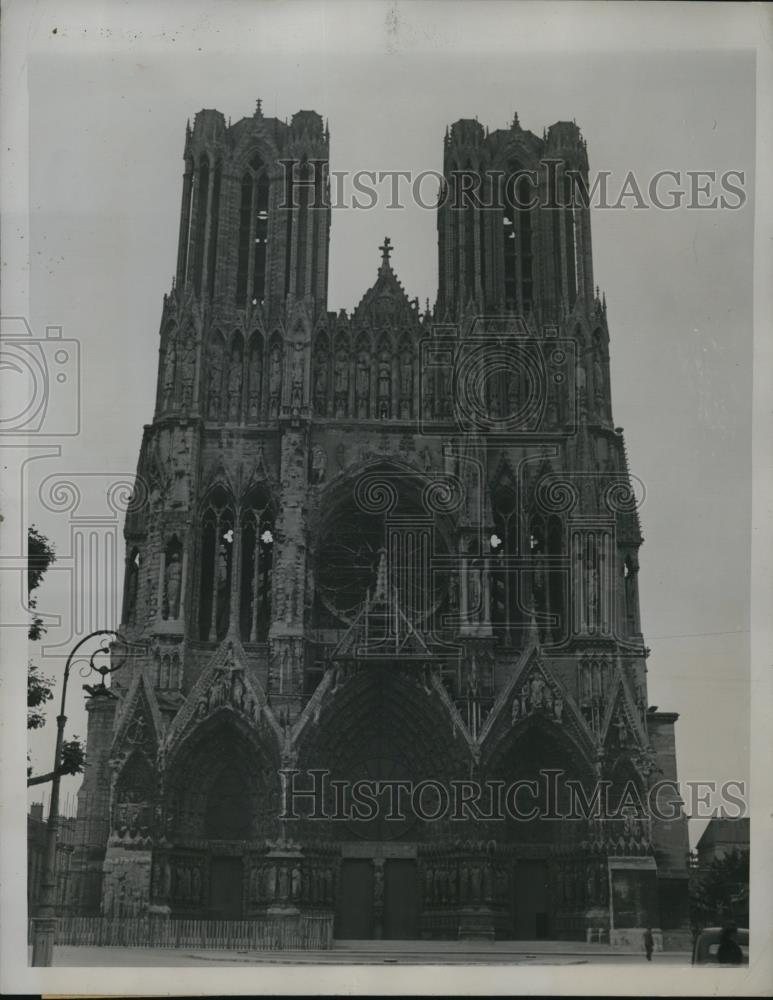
[70, 105, 690, 947]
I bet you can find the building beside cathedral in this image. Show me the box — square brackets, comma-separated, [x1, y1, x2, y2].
[66, 102, 691, 945]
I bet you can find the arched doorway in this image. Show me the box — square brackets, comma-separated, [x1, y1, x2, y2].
[163, 712, 279, 918]
[485, 715, 596, 940]
[297, 664, 472, 939]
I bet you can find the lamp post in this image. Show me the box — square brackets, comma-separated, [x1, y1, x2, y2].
[30, 629, 133, 967]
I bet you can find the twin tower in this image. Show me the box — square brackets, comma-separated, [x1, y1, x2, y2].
[69, 102, 690, 946]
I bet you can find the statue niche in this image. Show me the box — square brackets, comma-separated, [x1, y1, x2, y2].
[377, 343, 392, 419]
[398, 339, 413, 419]
[334, 340, 350, 417]
[239, 488, 275, 643]
[313, 337, 330, 415]
[163, 536, 183, 621]
[226, 333, 244, 422]
[162, 326, 177, 412]
[123, 547, 140, 626]
[180, 332, 196, 409]
[207, 332, 226, 421]
[268, 340, 282, 418]
[198, 488, 235, 641]
[246, 332, 264, 422]
[355, 339, 371, 419]
[112, 752, 156, 836]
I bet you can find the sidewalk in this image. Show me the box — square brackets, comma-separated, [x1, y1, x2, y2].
[38, 939, 693, 967]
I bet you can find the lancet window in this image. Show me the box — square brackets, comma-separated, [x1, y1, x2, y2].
[198, 485, 274, 642]
[236, 154, 271, 307]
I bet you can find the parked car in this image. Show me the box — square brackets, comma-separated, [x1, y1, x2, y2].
[692, 926, 749, 965]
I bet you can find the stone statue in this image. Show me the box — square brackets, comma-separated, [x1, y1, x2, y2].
[207, 341, 224, 419]
[470, 865, 481, 903]
[164, 552, 182, 619]
[467, 560, 482, 619]
[278, 865, 289, 900]
[216, 541, 229, 632]
[334, 349, 349, 417]
[181, 336, 196, 406]
[355, 352, 370, 418]
[447, 868, 457, 904]
[161, 859, 171, 898]
[529, 674, 544, 709]
[433, 867, 442, 904]
[314, 350, 328, 413]
[459, 865, 469, 904]
[311, 445, 327, 484]
[400, 349, 413, 401]
[290, 342, 304, 409]
[576, 358, 587, 394]
[103, 877, 115, 917]
[191, 865, 201, 901]
[227, 348, 243, 420]
[265, 864, 277, 900]
[269, 344, 282, 416]
[374, 865, 384, 903]
[484, 864, 494, 902]
[511, 697, 520, 724]
[125, 559, 139, 624]
[593, 354, 604, 406]
[448, 573, 459, 611]
[554, 692, 564, 723]
[323, 868, 332, 903]
[291, 865, 302, 900]
[439, 361, 452, 416]
[378, 354, 391, 409]
[248, 343, 263, 420]
[180, 864, 191, 900]
[231, 670, 245, 710]
[163, 341, 177, 407]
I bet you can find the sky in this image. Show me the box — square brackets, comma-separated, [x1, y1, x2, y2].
[11, 5, 756, 848]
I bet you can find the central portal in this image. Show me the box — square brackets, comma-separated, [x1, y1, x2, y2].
[383, 859, 420, 939]
[334, 857, 419, 940]
[209, 856, 243, 919]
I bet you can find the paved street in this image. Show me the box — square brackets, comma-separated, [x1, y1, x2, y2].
[37, 940, 693, 967]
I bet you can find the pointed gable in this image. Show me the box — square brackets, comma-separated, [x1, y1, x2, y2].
[351, 238, 421, 330]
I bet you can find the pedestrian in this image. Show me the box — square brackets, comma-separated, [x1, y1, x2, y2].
[717, 923, 743, 965]
[644, 927, 654, 961]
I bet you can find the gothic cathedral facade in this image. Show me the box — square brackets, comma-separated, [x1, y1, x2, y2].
[69, 103, 690, 944]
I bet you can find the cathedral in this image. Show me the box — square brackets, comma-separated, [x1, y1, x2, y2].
[68, 102, 690, 945]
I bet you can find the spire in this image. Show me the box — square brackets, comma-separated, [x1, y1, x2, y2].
[378, 236, 393, 270]
[255, 98, 263, 118]
[512, 111, 520, 130]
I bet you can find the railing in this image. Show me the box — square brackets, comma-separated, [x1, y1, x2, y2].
[28, 913, 334, 950]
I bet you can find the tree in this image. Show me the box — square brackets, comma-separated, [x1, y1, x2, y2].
[28, 524, 56, 642]
[27, 525, 86, 784]
[689, 848, 750, 935]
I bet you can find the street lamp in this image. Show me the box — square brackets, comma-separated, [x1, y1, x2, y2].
[30, 629, 135, 967]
